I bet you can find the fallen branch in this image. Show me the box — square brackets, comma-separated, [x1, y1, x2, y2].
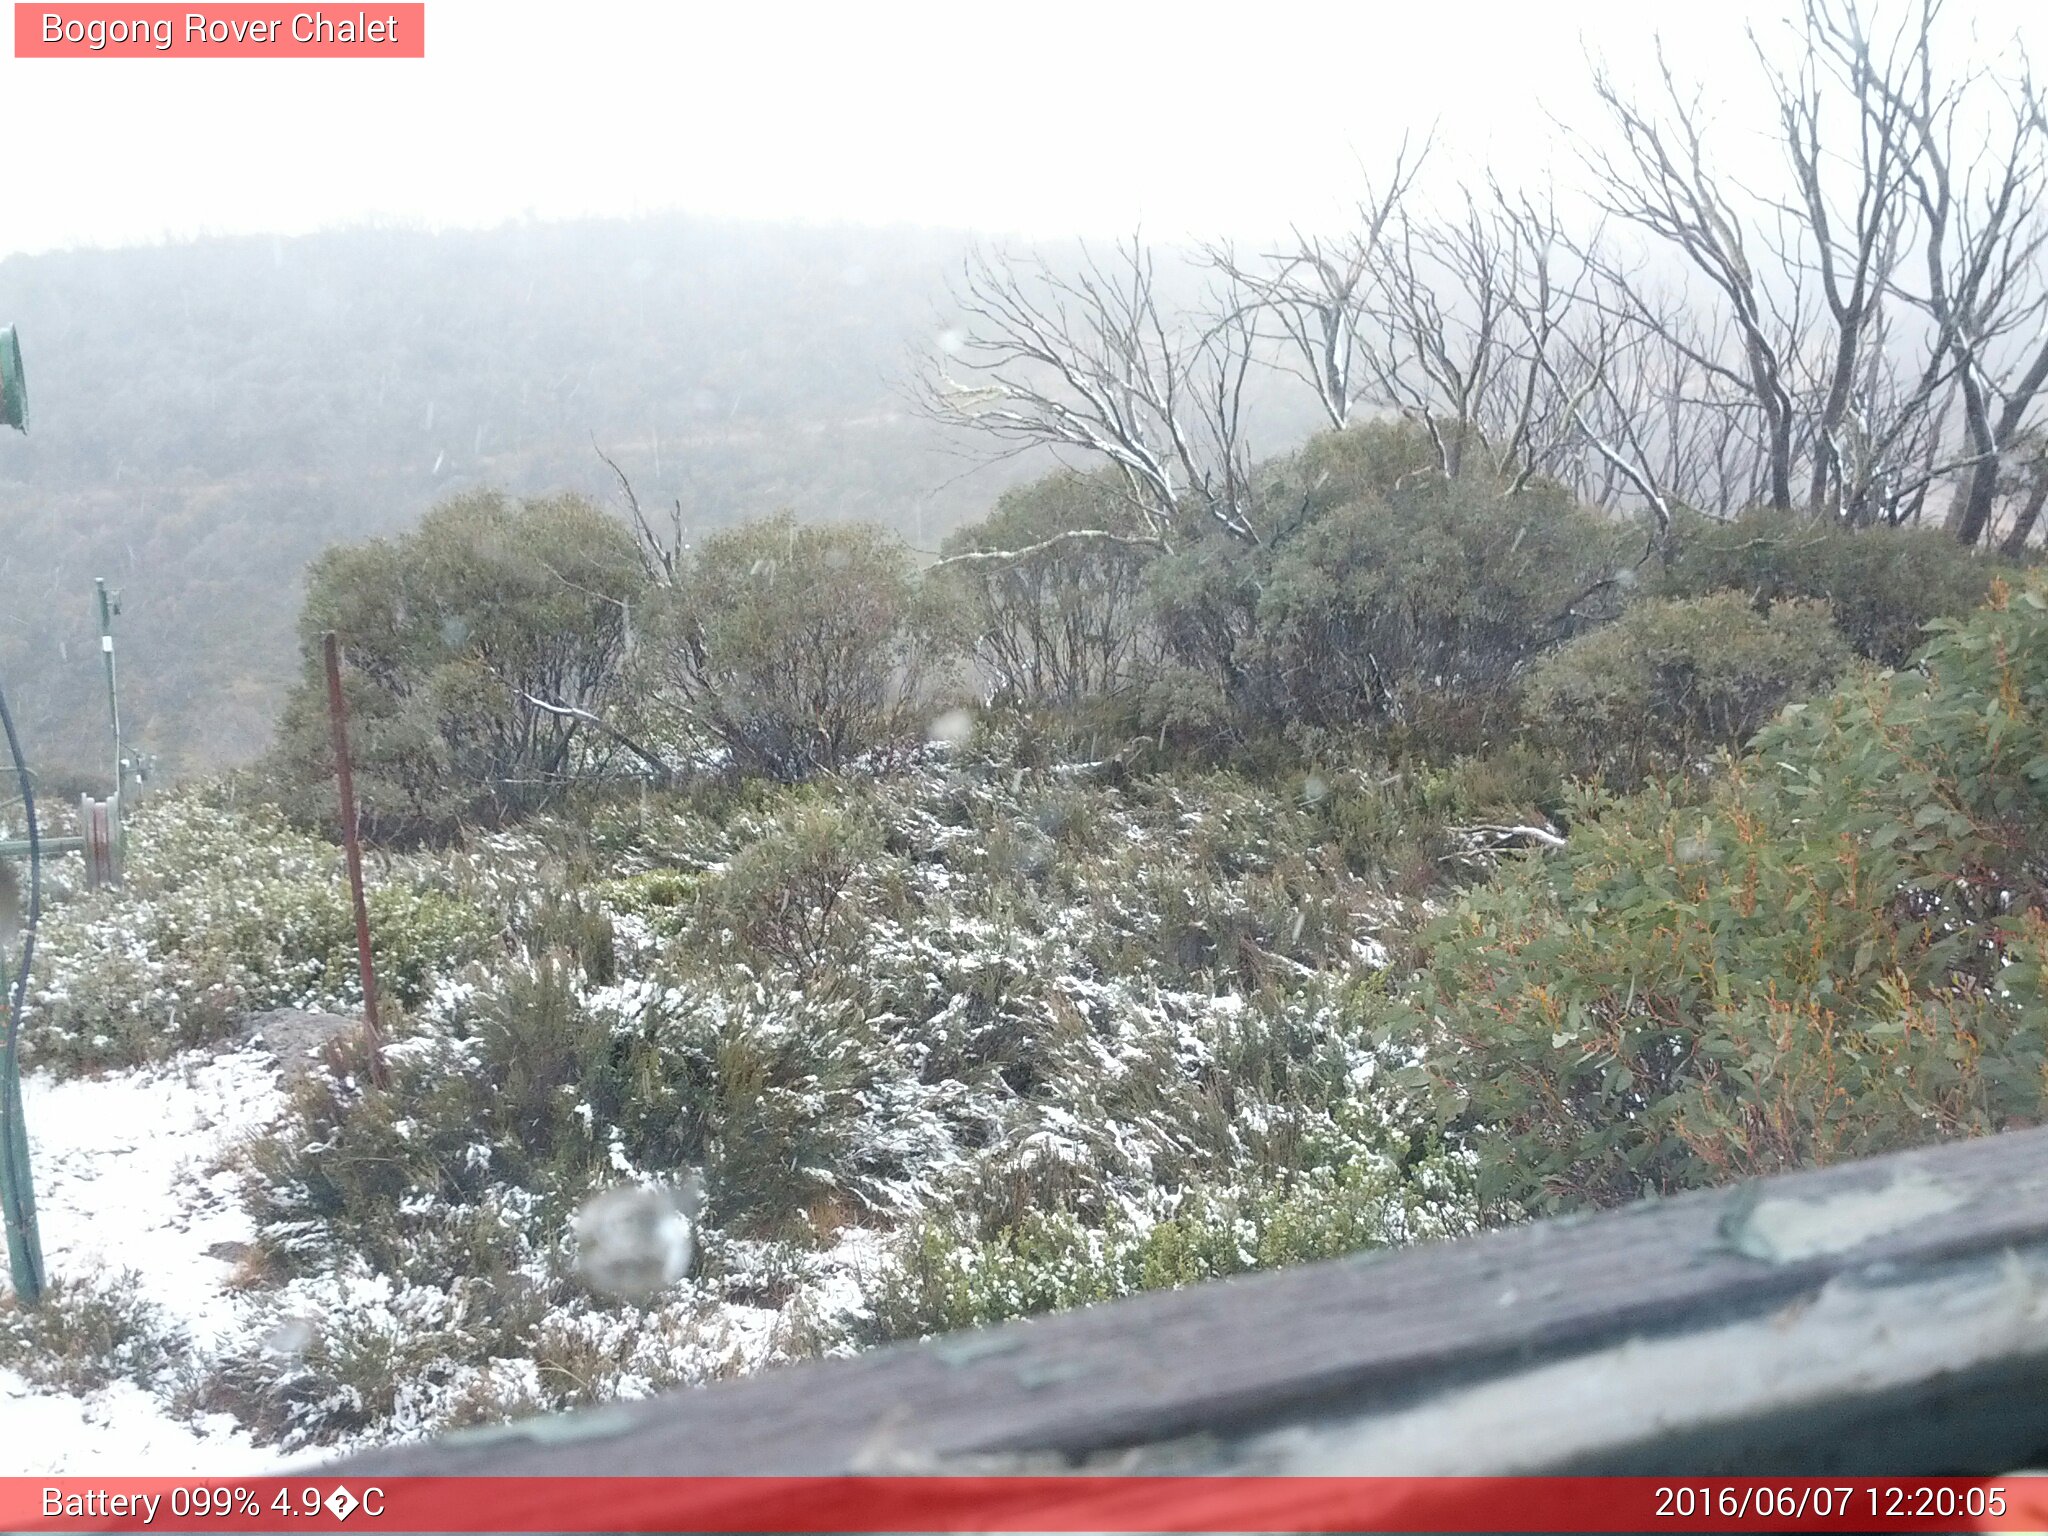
[1440, 822, 1570, 867]
[927, 527, 1168, 569]
[520, 694, 674, 787]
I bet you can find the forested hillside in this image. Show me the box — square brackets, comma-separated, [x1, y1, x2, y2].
[0, 217, 1063, 776]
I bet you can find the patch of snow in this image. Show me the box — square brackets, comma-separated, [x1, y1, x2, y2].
[0, 1371, 276, 1476]
[15, 1049, 284, 1345]
[0, 1048, 287, 1472]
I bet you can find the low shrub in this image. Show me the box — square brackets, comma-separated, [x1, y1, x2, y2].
[0, 1271, 186, 1395]
[694, 800, 896, 985]
[861, 1153, 1474, 1343]
[1381, 578, 2048, 1219]
[638, 513, 957, 781]
[1653, 509, 1999, 667]
[1523, 592, 1852, 784]
[26, 790, 497, 1072]
[936, 468, 1161, 707]
[263, 491, 648, 844]
[224, 750, 1469, 1449]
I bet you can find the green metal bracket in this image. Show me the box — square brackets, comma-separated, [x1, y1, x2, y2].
[0, 327, 24, 432]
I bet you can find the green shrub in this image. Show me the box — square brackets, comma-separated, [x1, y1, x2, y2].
[862, 1156, 1473, 1343]
[1148, 423, 1632, 745]
[1382, 577, 2048, 1218]
[1654, 509, 1999, 667]
[937, 468, 1161, 706]
[246, 956, 874, 1278]
[1295, 742, 1569, 898]
[639, 513, 957, 781]
[0, 1272, 186, 1395]
[265, 491, 648, 843]
[695, 800, 894, 984]
[1523, 592, 1852, 784]
[27, 790, 497, 1072]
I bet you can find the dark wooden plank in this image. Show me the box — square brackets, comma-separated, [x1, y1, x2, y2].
[331, 1126, 2048, 1476]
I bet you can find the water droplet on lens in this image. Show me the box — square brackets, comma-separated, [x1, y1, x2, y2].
[928, 708, 975, 747]
[573, 1184, 698, 1298]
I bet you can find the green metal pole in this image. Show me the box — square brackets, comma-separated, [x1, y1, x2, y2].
[0, 325, 44, 1303]
[0, 951, 43, 1304]
[96, 579, 121, 802]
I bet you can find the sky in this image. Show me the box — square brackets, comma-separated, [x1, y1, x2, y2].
[0, 0, 2041, 257]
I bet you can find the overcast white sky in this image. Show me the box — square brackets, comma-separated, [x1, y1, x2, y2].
[1, 0, 2041, 257]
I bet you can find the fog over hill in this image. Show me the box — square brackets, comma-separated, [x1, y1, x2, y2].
[0, 216, 1092, 778]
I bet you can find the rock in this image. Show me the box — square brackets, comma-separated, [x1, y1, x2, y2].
[237, 1009, 358, 1082]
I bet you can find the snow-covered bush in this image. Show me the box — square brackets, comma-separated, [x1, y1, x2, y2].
[0, 1271, 186, 1395]
[864, 1152, 1475, 1342]
[26, 789, 498, 1072]
[215, 747, 1468, 1450]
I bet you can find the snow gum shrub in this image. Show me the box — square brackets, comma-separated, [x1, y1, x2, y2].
[1381, 578, 2048, 1219]
[638, 512, 961, 782]
[936, 467, 1161, 709]
[1653, 507, 2000, 667]
[0, 1271, 186, 1394]
[1523, 592, 1853, 785]
[26, 789, 497, 1072]
[1148, 422, 1631, 752]
[265, 491, 647, 845]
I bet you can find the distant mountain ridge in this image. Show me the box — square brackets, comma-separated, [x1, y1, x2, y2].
[0, 214, 1046, 776]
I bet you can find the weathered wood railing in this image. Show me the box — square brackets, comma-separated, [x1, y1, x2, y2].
[333, 1126, 2048, 1478]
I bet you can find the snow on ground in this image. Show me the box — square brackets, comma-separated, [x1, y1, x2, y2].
[0, 1373, 265, 1475]
[0, 1047, 290, 1474]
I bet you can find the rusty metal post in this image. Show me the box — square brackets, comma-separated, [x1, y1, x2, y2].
[322, 632, 388, 1087]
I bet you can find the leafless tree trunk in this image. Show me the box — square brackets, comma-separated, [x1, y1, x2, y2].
[1578, 44, 1806, 514]
[1764, 2, 1916, 518]
[1809, 0, 2048, 544]
[917, 236, 1261, 548]
[1207, 136, 1429, 431]
[1999, 452, 2048, 556]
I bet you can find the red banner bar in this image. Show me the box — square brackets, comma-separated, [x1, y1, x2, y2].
[13, 5, 424, 58]
[3, 1476, 2045, 1532]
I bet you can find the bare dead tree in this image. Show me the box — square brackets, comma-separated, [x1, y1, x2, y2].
[1206, 135, 1430, 431]
[1999, 439, 2048, 554]
[1371, 190, 1520, 477]
[919, 0, 2043, 571]
[1808, 0, 2048, 544]
[1542, 314, 1679, 550]
[1576, 44, 1809, 514]
[917, 236, 1262, 548]
[1490, 185, 1594, 493]
[1761, 1, 1920, 518]
[596, 441, 687, 586]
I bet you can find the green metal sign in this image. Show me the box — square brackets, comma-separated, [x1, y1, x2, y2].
[0, 326, 24, 432]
